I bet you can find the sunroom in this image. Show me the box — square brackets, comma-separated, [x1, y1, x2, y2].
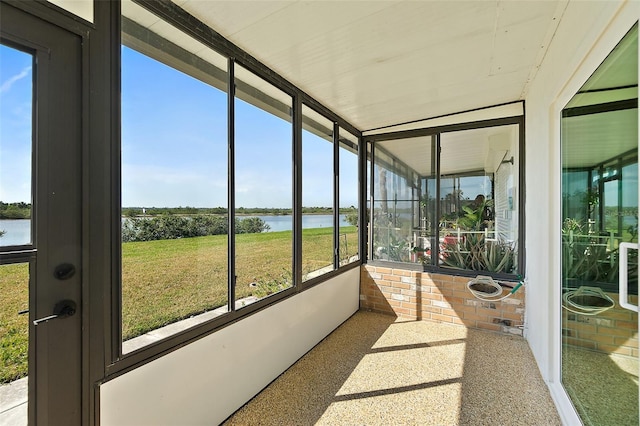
[0, 1, 638, 426]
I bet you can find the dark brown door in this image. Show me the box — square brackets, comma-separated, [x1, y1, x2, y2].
[1, 3, 82, 425]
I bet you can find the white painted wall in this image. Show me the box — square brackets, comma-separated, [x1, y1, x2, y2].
[100, 268, 360, 425]
[524, 1, 637, 424]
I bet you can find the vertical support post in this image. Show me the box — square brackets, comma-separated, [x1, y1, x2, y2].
[333, 122, 340, 269]
[358, 135, 367, 262]
[227, 58, 236, 312]
[293, 96, 303, 287]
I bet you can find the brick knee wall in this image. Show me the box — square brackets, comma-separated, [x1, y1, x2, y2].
[360, 265, 525, 336]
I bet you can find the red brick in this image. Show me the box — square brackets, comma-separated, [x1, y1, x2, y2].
[432, 313, 453, 323]
[463, 312, 490, 322]
[441, 308, 462, 319]
[613, 336, 638, 347]
[596, 326, 636, 337]
[476, 322, 501, 332]
[563, 337, 597, 350]
[382, 274, 401, 282]
[579, 332, 616, 345]
[421, 306, 443, 315]
[499, 310, 523, 320]
[451, 317, 466, 326]
[597, 344, 633, 356]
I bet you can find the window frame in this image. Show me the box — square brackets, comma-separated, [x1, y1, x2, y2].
[365, 115, 525, 280]
[107, 0, 362, 377]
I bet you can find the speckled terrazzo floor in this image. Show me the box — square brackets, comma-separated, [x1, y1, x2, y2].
[563, 346, 638, 426]
[223, 311, 561, 426]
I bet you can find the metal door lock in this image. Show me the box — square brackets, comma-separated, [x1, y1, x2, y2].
[54, 263, 76, 280]
[33, 300, 77, 326]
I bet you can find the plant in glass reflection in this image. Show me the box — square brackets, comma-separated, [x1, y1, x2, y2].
[372, 205, 412, 262]
[561, 218, 637, 284]
[439, 199, 515, 273]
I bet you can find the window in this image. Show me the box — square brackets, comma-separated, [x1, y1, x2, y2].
[369, 120, 522, 278]
[234, 65, 293, 305]
[302, 105, 334, 280]
[339, 128, 360, 264]
[121, 1, 229, 353]
[116, 0, 361, 357]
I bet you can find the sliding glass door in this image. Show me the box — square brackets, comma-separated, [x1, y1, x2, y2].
[561, 24, 638, 426]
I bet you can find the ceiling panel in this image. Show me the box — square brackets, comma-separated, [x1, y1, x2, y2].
[175, 0, 564, 131]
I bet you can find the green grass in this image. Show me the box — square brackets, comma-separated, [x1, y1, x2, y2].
[0, 263, 29, 383]
[0, 227, 358, 384]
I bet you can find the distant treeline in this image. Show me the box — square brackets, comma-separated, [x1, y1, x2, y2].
[0, 202, 31, 219]
[122, 206, 357, 217]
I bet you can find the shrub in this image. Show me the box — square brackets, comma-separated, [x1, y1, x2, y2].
[122, 214, 269, 242]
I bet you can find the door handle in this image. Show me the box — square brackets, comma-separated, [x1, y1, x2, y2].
[618, 242, 638, 312]
[33, 300, 77, 326]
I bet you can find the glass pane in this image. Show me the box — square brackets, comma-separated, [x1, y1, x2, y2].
[121, 17, 229, 353]
[440, 125, 518, 274]
[0, 262, 29, 423]
[561, 24, 638, 426]
[373, 136, 434, 264]
[234, 65, 293, 305]
[0, 44, 32, 247]
[302, 105, 334, 280]
[339, 128, 359, 265]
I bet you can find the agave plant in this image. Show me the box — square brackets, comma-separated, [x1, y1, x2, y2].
[441, 233, 515, 274]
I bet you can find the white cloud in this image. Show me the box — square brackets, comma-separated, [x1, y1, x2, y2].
[0, 66, 31, 94]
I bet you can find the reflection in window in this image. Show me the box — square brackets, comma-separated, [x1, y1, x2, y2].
[439, 126, 518, 274]
[371, 124, 520, 276]
[0, 44, 32, 247]
[121, 18, 228, 352]
[302, 106, 334, 281]
[373, 136, 436, 266]
[339, 129, 360, 265]
[561, 23, 638, 426]
[234, 65, 293, 305]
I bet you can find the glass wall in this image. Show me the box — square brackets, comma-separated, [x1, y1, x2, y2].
[118, 0, 360, 355]
[234, 65, 293, 304]
[370, 123, 520, 277]
[561, 24, 638, 426]
[121, 1, 229, 352]
[339, 128, 360, 265]
[440, 126, 518, 274]
[302, 105, 334, 281]
[372, 136, 435, 265]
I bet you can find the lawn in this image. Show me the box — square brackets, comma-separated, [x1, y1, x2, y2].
[0, 226, 357, 383]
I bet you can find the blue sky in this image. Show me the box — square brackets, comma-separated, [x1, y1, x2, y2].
[0, 44, 32, 204]
[121, 45, 357, 209]
[0, 43, 357, 209]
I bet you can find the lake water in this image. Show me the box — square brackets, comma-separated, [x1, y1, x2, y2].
[0, 219, 31, 246]
[251, 214, 350, 232]
[0, 214, 351, 246]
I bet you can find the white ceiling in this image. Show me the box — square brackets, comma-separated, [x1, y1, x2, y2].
[177, 0, 566, 132]
[378, 124, 518, 177]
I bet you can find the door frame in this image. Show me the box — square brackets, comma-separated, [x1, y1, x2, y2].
[0, 2, 99, 425]
[548, 7, 640, 425]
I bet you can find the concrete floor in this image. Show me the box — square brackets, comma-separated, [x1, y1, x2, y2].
[224, 311, 562, 425]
